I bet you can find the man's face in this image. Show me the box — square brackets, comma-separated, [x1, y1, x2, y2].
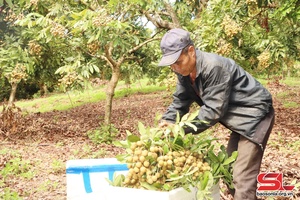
[170, 46, 196, 76]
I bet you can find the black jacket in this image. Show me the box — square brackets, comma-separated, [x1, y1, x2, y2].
[162, 50, 273, 145]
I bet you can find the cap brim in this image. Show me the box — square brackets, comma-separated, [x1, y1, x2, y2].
[158, 50, 182, 67]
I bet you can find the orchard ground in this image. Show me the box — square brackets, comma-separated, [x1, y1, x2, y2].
[0, 80, 299, 200]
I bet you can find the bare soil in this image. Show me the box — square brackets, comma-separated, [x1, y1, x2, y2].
[0, 81, 299, 200]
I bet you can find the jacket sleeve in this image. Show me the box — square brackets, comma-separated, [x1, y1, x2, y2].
[162, 78, 194, 123]
[186, 65, 233, 134]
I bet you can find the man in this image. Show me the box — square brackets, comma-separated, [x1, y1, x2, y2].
[158, 28, 275, 200]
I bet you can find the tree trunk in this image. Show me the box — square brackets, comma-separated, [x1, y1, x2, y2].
[104, 67, 120, 126]
[40, 83, 49, 96]
[101, 37, 158, 129]
[8, 83, 18, 105]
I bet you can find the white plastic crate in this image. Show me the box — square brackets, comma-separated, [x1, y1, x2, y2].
[106, 186, 198, 200]
[106, 184, 220, 200]
[66, 158, 128, 200]
[66, 158, 220, 200]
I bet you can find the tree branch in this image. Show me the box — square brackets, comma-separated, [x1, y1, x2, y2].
[163, 1, 181, 27]
[144, 11, 177, 29]
[127, 37, 160, 55]
[143, 0, 182, 30]
[103, 42, 116, 69]
[242, 8, 266, 28]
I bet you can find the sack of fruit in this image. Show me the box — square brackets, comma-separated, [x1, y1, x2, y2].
[110, 111, 238, 200]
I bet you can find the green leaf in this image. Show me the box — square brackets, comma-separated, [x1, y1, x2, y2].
[179, 127, 185, 138]
[163, 183, 172, 191]
[220, 165, 232, 180]
[0, 0, 3, 7]
[217, 151, 226, 163]
[220, 145, 226, 153]
[229, 151, 238, 160]
[138, 121, 146, 135]
[184, 122, 197, 131]
[89, 65, 94, 73]
[185, 166, 199, 175]
[162, 144, 169, 154]
[186, 110, 198, 121]
[107, 174, 125, 186]
[113, 174, 125, 186]
[125, 130, 132, 136]
[207, 148, 220, 163]
[174, 137, 184, 147]
[127, 135, 140, 143]
[172, 124, 180, 135]
[55, 67, 63, 74]
[167, 174, 183, 181]
[179, 122, 184, 127]
[171, 143, 184, 151]
[152, 182, 163, 189]
[140, 182, 159, 190]
[93, 65, 100, 73]
[181, 113, 189, 121]
[87, 36, 95, 44]
[6, 0, 12, 7]
[223, 155, 237, 166]
[200, 171, 210, 190]
[112, 140, 129, 148]
[114, 154, 127, 162]
[212, 163, 220, 175]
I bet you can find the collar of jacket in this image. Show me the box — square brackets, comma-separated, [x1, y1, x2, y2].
[195, 49, 203, 78]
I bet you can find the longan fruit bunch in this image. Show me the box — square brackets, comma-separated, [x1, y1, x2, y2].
[221, 15, 242, 39]
[123, 141, 210, 189]
[257, 50, 271, 70]
[28, 40, 42, 56]
[216, 39, 233, 56]
[50, 23, 66, 38]
[87, 41, 101, 55]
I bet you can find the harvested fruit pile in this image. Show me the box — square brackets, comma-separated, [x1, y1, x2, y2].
[124, 143, 210, 187]
[111, 112, 237, 199]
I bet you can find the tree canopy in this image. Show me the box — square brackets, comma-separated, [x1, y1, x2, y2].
[0, 0, 299, 125]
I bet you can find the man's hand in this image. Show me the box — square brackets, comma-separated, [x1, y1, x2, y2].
[159, 120, 174, 138]
[158, 120, 173, 129]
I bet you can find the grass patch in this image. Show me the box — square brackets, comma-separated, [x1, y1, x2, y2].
[258, 76, 300, 109]
[14, 88, 106, 113]
[50, 159, 65, 174]
[115, 85, 166, 98]
[280, 77, 300, 86]
[276, 95, 299, 108]
[11, 79, 165, 114]
[0, 188, 22, 200]
[276, 91, 290, 98]
[87, 124, 118, 144]
[283, 101, 299, 108]
[256, 78, 268, 86]
[256, 76, 300, 87]
[276, 88, 299, 109]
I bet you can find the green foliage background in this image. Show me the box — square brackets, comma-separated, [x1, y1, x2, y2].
[0, 0, 299, 101]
